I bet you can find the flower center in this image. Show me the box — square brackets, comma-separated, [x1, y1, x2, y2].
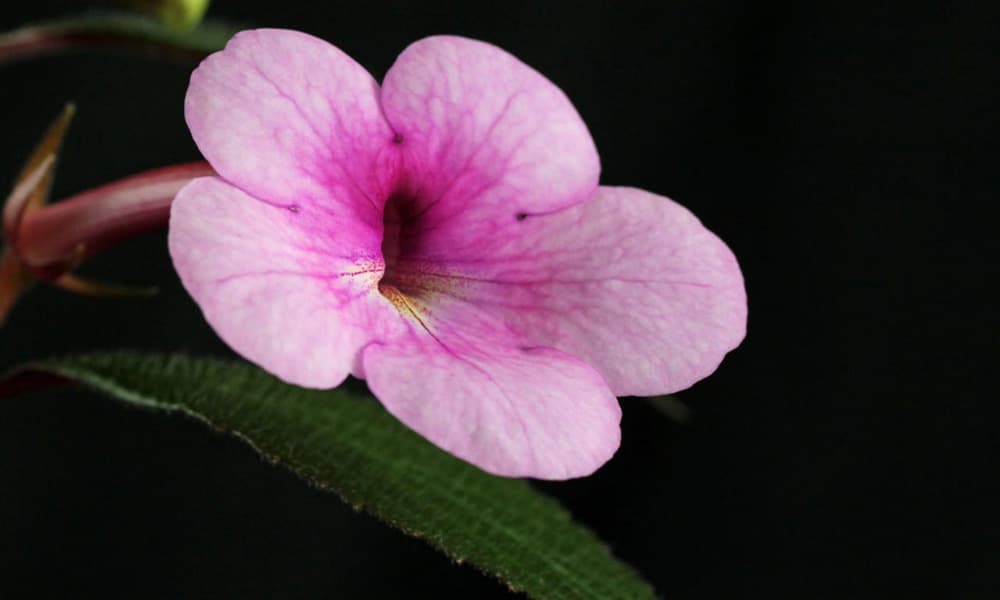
[378, 193, 421, 297]
[377, 194, 461, 322]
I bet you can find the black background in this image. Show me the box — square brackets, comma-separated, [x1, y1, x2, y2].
[1, 1, 996, 598]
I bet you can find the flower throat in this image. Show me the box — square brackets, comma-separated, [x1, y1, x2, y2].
[378, 193, 423, 298]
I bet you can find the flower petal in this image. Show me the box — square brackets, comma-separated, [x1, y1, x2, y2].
[361, 296, 620, 479]
[380, 35, 599, 257]
[169, 177, 404, 388]
[185, 28, 397, 221]
[416, 186, 747, 397]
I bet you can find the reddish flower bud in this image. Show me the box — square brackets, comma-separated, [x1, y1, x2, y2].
[0, 105, 213, 324]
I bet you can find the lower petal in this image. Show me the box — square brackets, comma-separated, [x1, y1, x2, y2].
[361, 313, 621, 479]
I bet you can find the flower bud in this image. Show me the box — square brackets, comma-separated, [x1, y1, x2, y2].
[0, 105, 214, 325]
[120, 0, 212, 31]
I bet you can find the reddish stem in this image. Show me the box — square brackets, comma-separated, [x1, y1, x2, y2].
[0, 15, 233, 66]
[16, 161, 214, 276]
[0, 29, 206, 63]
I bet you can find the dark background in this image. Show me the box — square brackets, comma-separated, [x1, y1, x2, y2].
[1, 1, 996, 597]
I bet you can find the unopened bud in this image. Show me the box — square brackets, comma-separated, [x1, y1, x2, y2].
[0, 105, 214, 325]
[120, 0, 212, 31]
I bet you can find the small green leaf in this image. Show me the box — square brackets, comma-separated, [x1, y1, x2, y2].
[0, 12, 237, 65]
[1, 353, 654, 600]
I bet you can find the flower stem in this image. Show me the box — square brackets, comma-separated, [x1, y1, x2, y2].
[0, 13, 236, 65]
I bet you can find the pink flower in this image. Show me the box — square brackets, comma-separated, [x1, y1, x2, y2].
[169, 29, 747, 479]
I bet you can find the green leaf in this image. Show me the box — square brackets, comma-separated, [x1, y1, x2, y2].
[0, 12, 237, 65]
[1, 353, 654, 600]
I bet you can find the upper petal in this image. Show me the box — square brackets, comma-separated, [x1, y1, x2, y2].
[414, 186, 747, 396]
[185, 29, 398, 223]
[169, 177, 405, 388]
[380, 35, 599, 257]
[361, 294, 621, 479]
